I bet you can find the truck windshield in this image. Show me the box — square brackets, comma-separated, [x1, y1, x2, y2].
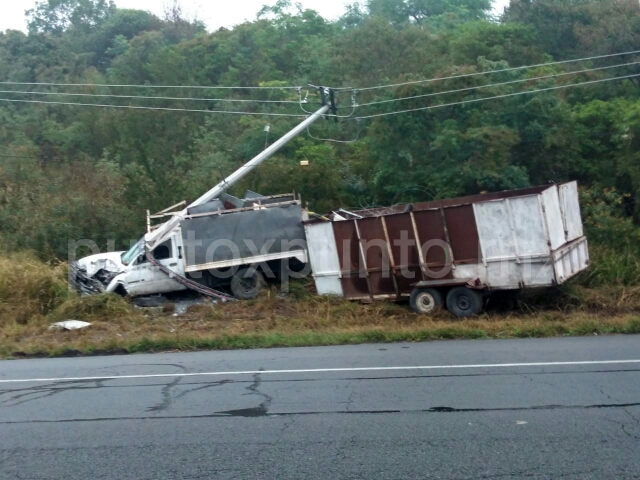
[121, 237, 144, 265]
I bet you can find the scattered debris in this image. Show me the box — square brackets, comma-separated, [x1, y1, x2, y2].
[132, 296, 167, 308]
[49, 320, 92, 331]
[174, 296, 216, 315]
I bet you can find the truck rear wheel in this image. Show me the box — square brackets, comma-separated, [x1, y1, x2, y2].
[409, 288, 443, 315]
[230, 267, 265, 300]
[446, 287, 484, 318]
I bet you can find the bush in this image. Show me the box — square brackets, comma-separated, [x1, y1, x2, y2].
[52, 294, 135, 322]
[0, 252, 137, 327]
[0, 252, 71, 325]
[579, 186, 640, 287]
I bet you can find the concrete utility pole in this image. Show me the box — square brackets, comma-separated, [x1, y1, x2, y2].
[146, 102, 332, 249]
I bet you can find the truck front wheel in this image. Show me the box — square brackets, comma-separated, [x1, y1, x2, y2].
[446, 287, 484, 318]
[230, 267, 266, 300]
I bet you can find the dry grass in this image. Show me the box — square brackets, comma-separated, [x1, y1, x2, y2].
[0, 252, 70, 326]
[0, 254, 639, 358]
[2, 285, 640, 358]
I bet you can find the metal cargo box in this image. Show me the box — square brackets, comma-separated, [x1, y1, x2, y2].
[305, 182, 589, 300]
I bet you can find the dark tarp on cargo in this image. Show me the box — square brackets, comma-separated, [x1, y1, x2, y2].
[181, 203, 306, 268]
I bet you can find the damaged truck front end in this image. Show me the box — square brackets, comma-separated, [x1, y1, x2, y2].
[69, 251, 126, 295]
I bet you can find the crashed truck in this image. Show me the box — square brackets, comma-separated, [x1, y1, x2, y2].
[70, 192, 307, 300]
[70, 104, 333, 301]
[70, 100, 590, 315]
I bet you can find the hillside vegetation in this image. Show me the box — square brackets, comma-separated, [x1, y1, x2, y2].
[0, 0, 639, 356]
[1, 0, 639, 258]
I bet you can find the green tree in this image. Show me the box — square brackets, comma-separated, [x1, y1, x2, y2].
[366, 0, 492, 24]
[27, 0, 116, 35]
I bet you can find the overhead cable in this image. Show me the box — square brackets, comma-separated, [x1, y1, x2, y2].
[2, 75, 635, 120]
[0, 98, 309, 117]
[3, 59, 633, 111]
[306, 122, 362, 143]
[1, 60, 632, 108]
[0, 89, 301, 104]
[355, 73, 640, 119]
[336, 49, 640, 92]
[355, 60, 640, 108]
[0, 80, 302, 90]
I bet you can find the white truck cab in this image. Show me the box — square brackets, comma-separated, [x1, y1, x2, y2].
[72, 228, 187, 297]
[112, 229, 187, 296]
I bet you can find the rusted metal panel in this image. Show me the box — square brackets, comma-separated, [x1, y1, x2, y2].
[443, 205, 480, 264]
[333, 220, 359, 273]
[356, 217, 389, 273]
[383, 213, 424, 293]
[383, 213, 421, 274]
[340, 273, 370, 298]
[412, 209, 452, 279]
[354, 217, 397, 297]
[332, 220, 372, 298]
[394, 266, 423, 293]
[368, 271, 397, 297]
[380, 216, 401, 297]
[353, 220, 374, 300]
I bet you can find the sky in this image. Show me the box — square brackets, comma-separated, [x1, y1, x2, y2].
[0, 0, 511, 33]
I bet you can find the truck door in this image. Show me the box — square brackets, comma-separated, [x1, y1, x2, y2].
[126, 236, 187, 296]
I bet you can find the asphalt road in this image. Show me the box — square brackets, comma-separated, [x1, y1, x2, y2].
[1, 336, 640, 479]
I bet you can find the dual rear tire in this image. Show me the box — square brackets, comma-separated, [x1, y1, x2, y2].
[409, 286, 484, 318]
[230, 267, 266, 300]
[409, 288, 444, 315]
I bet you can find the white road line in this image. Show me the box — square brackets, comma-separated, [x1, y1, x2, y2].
[1, 360, 639, 384]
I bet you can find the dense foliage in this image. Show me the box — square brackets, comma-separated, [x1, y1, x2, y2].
[0, 0, 639, 264]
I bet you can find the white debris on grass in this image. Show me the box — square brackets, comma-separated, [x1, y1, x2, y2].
[48, 320, 92, 331]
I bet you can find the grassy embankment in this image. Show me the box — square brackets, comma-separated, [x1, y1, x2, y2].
[0, 244, 639, 359]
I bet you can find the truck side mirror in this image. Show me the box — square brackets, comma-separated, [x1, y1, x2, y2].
[178, 246, 182, 259]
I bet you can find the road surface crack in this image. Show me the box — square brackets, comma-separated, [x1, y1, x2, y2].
[214, 372, 273, 417]
[604, 416, 640, 441]
[622, 407, 640, 425]
[245, 372, 272, 414]
[0, 380, 104, 407]
[147, 376, 183, 412]
[146, 364, 188, 412]
[345, 382, 356, 412]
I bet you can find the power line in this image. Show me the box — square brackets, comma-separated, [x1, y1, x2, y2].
[336, 49, 640, 92]
[0, 89, 301, 104]
[6, 50, 637, 94]
[355, 73, 639, 119]
[1, 74, 634, 120]
[1, 60, 631, 109]
[0, 97, 309, 117]
[355, 60, 640, 108]
[0, 80, 302, 90]
[306, 123, 361, 143]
